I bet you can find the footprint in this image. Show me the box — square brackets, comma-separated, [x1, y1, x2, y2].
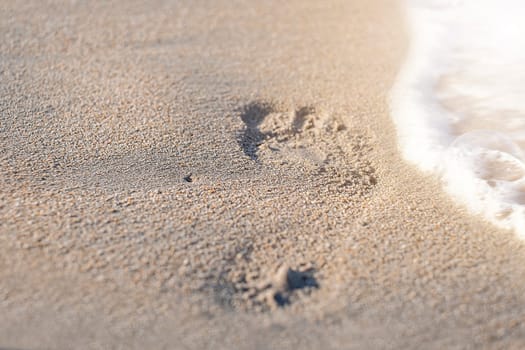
[238, 101, 376, 191]
[219, 102, 379, 313]
[238, 102, 337, 166]
[216, 261, 319, 313]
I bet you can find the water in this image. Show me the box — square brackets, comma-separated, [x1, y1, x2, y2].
[390, 0, 525, 236]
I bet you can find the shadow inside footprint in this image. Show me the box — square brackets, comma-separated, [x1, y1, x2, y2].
[238, 102, 274, 160]
[286, 268, 318, 290]
[272, 268, 319, 307]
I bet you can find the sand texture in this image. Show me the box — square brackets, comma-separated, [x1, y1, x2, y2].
[2, 0, 525, 349]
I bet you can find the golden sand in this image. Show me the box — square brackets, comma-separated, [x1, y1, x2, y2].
[1, 0, 525, 348]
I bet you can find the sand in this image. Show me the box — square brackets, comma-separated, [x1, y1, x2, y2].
[1, 0, 525, 349]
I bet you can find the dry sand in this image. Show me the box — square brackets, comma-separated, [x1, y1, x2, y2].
[2, 0, 525, 349]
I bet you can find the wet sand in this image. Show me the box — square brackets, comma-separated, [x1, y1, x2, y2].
[2, 0, 525, 348]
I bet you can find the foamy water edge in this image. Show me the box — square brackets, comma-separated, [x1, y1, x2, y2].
[390, 0, 525, 237]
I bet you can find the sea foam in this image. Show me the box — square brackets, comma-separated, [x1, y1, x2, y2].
[390, 0, 525, 236]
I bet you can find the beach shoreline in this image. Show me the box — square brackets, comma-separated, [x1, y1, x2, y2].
[2, 0, 525, 348]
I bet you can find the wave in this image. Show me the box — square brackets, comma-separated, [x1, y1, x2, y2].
[390, 0, 525, 236]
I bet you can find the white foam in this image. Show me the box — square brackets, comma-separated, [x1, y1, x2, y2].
[390, 0, 525, 236]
